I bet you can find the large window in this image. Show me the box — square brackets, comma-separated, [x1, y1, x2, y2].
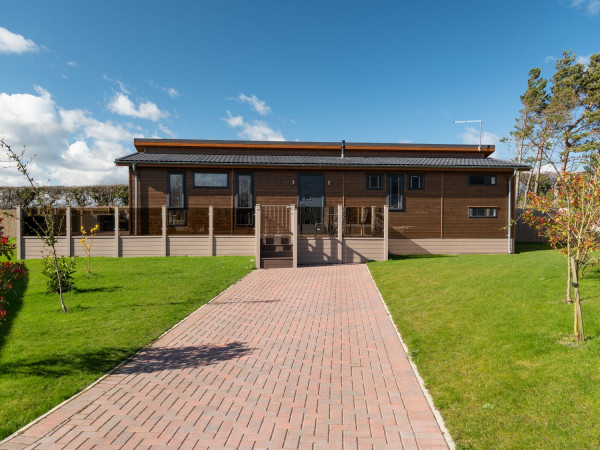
[168, 173, 186, 226]
[468, 207, 498, 218]
[469, 175, 497, 186]
[194, 172, 228, 188]
[388, 175, 404, 211]
[366, 174, 383, 190]
[235, 173, 254, 226]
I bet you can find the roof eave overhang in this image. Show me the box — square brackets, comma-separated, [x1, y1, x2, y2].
[115, 160, 530, 171]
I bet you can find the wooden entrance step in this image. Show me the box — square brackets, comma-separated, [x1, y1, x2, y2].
[261, 257, 293, 269]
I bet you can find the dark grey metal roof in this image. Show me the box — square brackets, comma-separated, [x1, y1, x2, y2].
[115, 152, 530, 170]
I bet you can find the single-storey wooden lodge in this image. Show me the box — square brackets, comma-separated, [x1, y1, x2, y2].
[114, 138, 528, 267]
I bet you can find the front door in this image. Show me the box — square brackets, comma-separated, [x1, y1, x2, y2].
[298, 174, 325, 235]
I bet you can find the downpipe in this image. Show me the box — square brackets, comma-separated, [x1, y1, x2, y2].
[132, 163, 138, 235]
[507, 168, 517, 254]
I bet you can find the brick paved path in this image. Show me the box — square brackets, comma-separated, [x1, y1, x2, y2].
[2, 265, 449, 449]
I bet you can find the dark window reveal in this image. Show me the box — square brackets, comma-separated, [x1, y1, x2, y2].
[235, 173, 254, 226]
[168, 173, 186, 226]
[408, 174, 424, 190]
[366, 174, 383, 190]
[388, 175, 404, 211]
[469, 175, 497, 185]
[468, 207, 498, 218]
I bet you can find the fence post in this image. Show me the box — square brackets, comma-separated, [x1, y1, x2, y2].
[255, 204, 261, 268]
[208, 206, 214, 257]
[114, 206, 120, 258]
[337, 204, 343, 264]
[383, 205, 389, 261]
[16, 206, 23, 260]
[162, 205, 167, 257]
[291, 204, 297, 268]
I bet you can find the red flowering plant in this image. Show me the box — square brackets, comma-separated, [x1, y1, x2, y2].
[0, 215, 26, 323]
[521, 168, 600, 343]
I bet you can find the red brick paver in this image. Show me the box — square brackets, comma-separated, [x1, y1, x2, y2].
[2, 265, 449, 449]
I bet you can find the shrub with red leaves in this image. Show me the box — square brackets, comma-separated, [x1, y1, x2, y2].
[0, 215, 26, 322]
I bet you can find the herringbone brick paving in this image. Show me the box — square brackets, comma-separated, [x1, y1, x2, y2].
[1, 265, 448, 449]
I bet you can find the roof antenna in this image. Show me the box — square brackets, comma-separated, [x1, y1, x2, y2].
[341, 139, 345, 158]
[453, 120, 483, 151]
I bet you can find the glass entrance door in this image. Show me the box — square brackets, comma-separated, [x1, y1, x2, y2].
[298, 174, 325, 235]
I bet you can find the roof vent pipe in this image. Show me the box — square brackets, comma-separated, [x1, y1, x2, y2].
[341, 140, 345, 159]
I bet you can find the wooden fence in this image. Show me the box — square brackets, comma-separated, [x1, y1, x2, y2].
[515, 209, 548, 243]
[13, 204, 515, 264]
[0, 209, 18, 238]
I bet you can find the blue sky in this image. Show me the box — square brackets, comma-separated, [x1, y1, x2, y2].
[0, 0, 598, 185]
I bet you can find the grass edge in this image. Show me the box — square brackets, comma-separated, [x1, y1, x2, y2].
[366, 264, 456, 449]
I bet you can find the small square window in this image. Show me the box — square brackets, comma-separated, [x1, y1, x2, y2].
[408, 175, 424, 190]
[469, 175, 497, 186]
[468, 207, 497, 218]
[366, 175, 383, 190]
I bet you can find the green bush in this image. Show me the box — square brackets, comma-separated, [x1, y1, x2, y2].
[41, 256, 76, 294]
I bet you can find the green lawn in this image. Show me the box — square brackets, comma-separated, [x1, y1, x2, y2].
[368, 244, 600, 448]
[0, 256, 252, 440]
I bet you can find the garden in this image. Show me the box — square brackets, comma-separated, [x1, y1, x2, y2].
[0, 253, 252, 440]
[369, 244, 600, 448]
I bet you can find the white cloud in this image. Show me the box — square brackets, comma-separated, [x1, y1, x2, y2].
[576, 54, 591, 65]
[103, 74, 130, 95]
[238, 93, 272, 115]
[0, 86, 138, 185]
[149, 81, 179, 98]
[157, 123, 177, 138]
[107, 92, 168, 122]
[224, 110, 245, 128]
[66, 61, 78, 67]
[223, 111, 284, 141]
[544, 55, 556, 64]
[459, 126, 500, 146]
[165, 87, 179, 98]
[571, 0, 600, 15]
[0, 26, 38, 54]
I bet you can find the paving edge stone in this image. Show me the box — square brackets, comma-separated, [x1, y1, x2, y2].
[366, 265, 456, 450]
[0, 269, 255, 447]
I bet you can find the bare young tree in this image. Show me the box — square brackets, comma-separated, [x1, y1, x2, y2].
[1, 139, 73, 312]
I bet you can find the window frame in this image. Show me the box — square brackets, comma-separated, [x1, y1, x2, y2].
[366, 174, 383, 190]
[193, 172, 229, 189]
[468, 174, 498, 186]
[167, 172, 186, 210]
[408, 174, 425, 190]
[235, 172, 254, 226]
[468, 207, 498, 218]
[167, 172, 186, 226]
[387, 174, 405, 211]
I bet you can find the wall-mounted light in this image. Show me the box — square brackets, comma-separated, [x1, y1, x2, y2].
[328, 180, 331, 186]
[292, 179, 295, 185]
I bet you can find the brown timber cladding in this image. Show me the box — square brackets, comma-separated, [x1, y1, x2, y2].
[133, 167, 512, 240]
